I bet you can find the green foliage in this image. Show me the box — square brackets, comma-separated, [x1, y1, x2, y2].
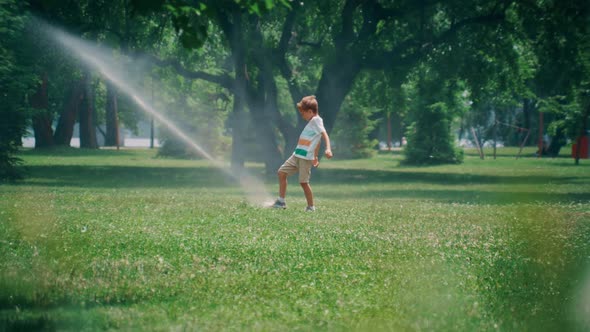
[168, 6, 209, 49]
[0, 108, 27, 181]
[404, 102, 464, 165]
[2, 0, 589, 177]
[515, 0, 590, 158]
[402, 68, 466, 165]
[534, 27, 590, 155]
[0, 0, 36, 181]
[331, 102, 378, 159]
[519, 0, 589, 98]
[130, 0, 291, 49]
[331, 72, 386, 159]
[541, 92, 589, 140]
[155, 72, 231, 159]
[544, 13, 590, 140]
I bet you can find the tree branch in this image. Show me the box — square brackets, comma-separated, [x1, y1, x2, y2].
[133, 52, 234, 90]
[274, 8, 303, 103]
[278, 8, 297, 53]
[436, 12, 505, 45]
[362, 12, 506, 70]
[268, 6, 305, 134]
[296, 40, 322, 48]
[335, 0, 359, 49]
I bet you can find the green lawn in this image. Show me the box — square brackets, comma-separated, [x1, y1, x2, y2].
[1, 147, 589, 331]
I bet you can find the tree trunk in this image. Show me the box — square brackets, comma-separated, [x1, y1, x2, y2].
[230, 93, 246, 170]
[54, 80, 83, 145]
[216, 9, 248, 170]
[230, 96, 247, 169]
[247, 75, 283, 173]
[105, 82, 120, 147]
[315, 57, 361, 134]
[79, 71, 99, 149]
[248, 96, 283, 173]
[31, 73, 54, 148]
[32, 114, 54, 148]
[247, 20, 287, 173]
[522, 98, 533, 142]
[547, 127, 565, 157]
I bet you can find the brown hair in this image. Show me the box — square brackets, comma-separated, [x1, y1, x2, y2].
[297, 95, 318, 114]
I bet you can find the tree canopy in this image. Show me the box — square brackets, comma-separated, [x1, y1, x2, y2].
[1, 0, 588, 180]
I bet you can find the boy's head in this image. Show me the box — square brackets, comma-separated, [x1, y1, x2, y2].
[297, 95, 318, 114]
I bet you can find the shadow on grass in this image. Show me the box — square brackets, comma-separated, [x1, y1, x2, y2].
[0, 315, 56, 332]
[313, 168, 582, 186]
[319, 187, 590, 204]
[17, 163, 584, 188]
[18, 146, 142, 157]
[15, 165, 238, 189]
[11, 164, 589, 204]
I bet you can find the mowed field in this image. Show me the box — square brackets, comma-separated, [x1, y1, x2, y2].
[1, 147, 589, 331]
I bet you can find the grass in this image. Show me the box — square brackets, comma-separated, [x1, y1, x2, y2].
[1, 147, 589, 331]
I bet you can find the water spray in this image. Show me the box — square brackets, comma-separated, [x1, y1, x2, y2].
[40, 20, 273, 206]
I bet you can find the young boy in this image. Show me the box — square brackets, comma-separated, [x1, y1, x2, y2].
[272, 95, 333, 211]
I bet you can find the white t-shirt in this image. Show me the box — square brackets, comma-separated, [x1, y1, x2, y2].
[294, 115, 326, 160]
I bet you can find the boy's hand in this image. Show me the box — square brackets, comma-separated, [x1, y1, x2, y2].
[325, 149, 333, 159]
[313, 156, 320, 167]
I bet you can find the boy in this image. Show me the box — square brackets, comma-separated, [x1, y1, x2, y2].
[272, 95, 333, 211]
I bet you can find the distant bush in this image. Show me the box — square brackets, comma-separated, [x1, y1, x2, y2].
[332, 105, 378, 159]
[403, 102, 464, 165]
[0, 107, 27, 181]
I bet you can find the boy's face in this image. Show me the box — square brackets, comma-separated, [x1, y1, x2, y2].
[299, 108, 315, 121]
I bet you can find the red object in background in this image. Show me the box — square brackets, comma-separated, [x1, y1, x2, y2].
[572, 136, 589, 159]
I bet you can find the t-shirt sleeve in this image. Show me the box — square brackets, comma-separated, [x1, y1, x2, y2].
[312, 117, 326, 134]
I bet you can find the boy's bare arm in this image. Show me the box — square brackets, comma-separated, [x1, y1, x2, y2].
[322, 131, 333, 159]
[314, 143, 321, 158]
[313, 144, 321, 167]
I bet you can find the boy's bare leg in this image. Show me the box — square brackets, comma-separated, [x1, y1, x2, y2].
[300, 182, 314, 207]
[278, 171, 288, 198]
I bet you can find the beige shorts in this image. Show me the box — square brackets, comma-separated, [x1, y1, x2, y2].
[278, 155, 313, 183]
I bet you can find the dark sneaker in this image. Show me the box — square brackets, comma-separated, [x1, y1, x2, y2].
[305, 206, 316, 212]
[272, 200, 287, 209]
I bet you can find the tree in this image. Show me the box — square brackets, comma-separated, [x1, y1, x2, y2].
[5, 0, 587, 170]
[54, 77, 84, 145]
[332, 71, 392, 159]
[402, 67, 465, 165]
[25, 0, 167, 150]
[0, 0, 37, 180]
[282, 0, 514, 165]
[518, 0, 590, 163]
[128, 0, 292, 171]
[153, 65, 231, 159]
[26, 0, 98, 149]
[129, 1, 519, 168]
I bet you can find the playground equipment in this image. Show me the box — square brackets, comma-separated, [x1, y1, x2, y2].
[470, 121, 531, 160]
